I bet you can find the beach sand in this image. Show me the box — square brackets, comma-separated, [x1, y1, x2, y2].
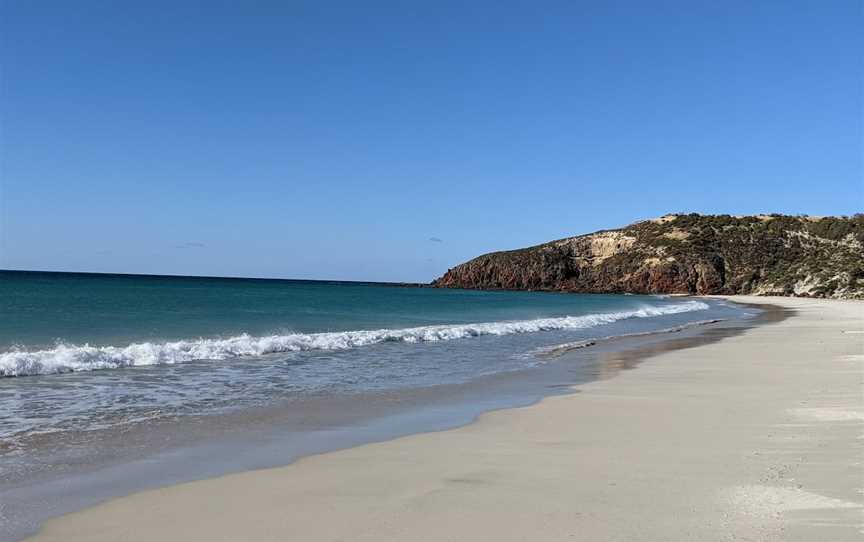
[29, 297, 863, 541]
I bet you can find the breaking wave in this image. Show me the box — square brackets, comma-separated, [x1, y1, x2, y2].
[1, 301, 709, 377]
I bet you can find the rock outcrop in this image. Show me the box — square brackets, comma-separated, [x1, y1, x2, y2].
[433, 214, 864, 299]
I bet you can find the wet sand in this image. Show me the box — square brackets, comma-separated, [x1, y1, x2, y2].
[28, 297, 864, 541]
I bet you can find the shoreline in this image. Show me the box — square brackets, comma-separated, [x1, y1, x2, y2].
[26, 296, 863, 541]
[3, 298, 754, 541]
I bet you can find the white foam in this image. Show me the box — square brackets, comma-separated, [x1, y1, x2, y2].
[0, 301, 709, 377]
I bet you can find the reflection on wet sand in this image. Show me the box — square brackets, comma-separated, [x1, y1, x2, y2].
[593, 303, 788, 380]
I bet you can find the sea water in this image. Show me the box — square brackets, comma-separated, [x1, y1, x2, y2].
[0, 270, 758, 540]
[0, 270, 748, 447]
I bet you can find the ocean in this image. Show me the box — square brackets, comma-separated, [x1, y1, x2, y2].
[0, 270, 756, 539]
[0, 270, 749, 445]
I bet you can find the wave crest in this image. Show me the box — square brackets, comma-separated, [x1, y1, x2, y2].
[1, 301, 708, 377]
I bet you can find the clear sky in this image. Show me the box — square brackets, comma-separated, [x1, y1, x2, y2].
[1, 1, 861, 282]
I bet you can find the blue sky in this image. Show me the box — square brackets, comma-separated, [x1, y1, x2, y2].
[1, 1, 861, 282]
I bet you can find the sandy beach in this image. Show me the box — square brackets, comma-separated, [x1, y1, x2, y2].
[29, 297, 863, 541]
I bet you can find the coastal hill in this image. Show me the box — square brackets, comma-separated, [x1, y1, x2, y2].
[433, 214, 864, 299]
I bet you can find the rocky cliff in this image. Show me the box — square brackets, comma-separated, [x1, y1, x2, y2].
[433, 214, 864, 299]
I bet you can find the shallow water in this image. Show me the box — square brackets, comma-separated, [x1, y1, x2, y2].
[0, 272, 747, 446]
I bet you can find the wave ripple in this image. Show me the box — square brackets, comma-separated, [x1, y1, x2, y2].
[1, 301, 708, 377]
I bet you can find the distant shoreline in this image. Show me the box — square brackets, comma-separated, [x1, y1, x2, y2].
[7, 268, 857, 298]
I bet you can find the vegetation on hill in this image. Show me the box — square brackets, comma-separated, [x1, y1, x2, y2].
[433, 214, 864, 299]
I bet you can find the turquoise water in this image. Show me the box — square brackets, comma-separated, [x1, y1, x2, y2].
[0, 271, 693, 347]
[0, 270, 746, 445]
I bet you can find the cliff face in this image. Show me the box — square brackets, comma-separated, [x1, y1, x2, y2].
[433, 214, 864, 299]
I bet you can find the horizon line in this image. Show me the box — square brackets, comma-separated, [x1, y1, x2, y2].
[0, 268, 428, 287]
